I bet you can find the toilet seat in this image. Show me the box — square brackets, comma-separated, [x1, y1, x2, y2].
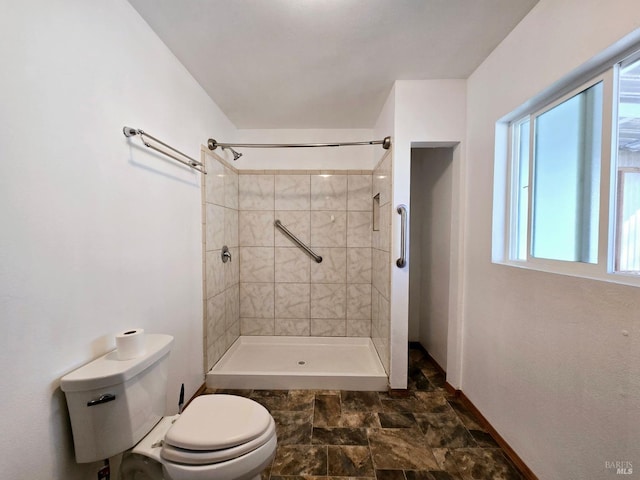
[160, 395, 275, 466]
[161, 417, 275, 465]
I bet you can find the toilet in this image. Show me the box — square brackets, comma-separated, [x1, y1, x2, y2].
[60, 334, 277, 480]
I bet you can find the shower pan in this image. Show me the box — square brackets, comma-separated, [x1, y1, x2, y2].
[206, 336, 387, 391]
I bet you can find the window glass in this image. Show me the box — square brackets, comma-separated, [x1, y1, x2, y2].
[615, 58, 640, 273]
[532, 82, 603, 263]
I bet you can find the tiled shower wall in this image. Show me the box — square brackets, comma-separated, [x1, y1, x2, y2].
[371, 152, 392, 373]
[237, 171, 373, 338]
[202, 153, 392, 375]
[202, 150, 240, 371]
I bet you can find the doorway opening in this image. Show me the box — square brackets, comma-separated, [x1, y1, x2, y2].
[408, 147, 455, 373]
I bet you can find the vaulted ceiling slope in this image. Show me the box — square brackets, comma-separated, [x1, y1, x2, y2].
[128, 0, 538, 129]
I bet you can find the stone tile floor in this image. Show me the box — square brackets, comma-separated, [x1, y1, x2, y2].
[203, 344, 524, 480]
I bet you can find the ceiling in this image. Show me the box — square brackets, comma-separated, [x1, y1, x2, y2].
[128, 0, 539, 129]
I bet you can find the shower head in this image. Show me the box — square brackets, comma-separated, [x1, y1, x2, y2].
[221, 145, 243, 161]
[230, 148, 243, 161]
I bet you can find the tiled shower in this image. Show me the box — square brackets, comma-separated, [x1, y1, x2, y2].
[202, 149, 392, 376]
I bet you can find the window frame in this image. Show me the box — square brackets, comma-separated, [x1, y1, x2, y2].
[499, 65, 640, 288]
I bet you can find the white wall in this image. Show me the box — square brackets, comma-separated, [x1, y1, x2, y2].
[385, 80, 467, 388]
[465, 1, 640, 478]
[408, 148, 454, 370]
[0, 1, 235, 478]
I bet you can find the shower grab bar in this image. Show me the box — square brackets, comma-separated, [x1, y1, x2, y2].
[396, 204, 407, 268]
[123, 126, 207, 174]
[274, 220, 322, 263]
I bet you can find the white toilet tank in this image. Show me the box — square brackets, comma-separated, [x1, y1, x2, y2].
[60, 334, 174, 463]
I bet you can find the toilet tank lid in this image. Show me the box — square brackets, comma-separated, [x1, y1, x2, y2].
[60, 334, 174, 392]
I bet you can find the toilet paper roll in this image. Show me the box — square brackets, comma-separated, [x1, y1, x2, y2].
[115, 328, 146, 360]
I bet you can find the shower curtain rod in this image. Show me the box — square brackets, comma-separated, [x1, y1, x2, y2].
[207, 136, 391, 152]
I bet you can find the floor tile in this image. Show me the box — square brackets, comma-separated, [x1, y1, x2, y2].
[271, 445, 328, 476]
[469, 430, 499, 448]
[367, 428, 439, 470]
[378, 412, 416, 428]
[447, 400, 485, 432]
[312, 427, 369, 445]
[271, 411, 313, 445]
[405, 471, 463, 480]
[314, 394, 341, 426]
[375, 469, 407, 480]
[341, 391, 383, 412]
[414, 411, 477, 448]
[250, 390, 290, 412]
[448, 448, 523, 480]
[328, 445, 375, 476]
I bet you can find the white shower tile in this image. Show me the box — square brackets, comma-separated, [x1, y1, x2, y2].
[207, 337, 225, 370]
[379, 203, 391, 252]
[310, 211, 346, 247]
[240, 317, 274, 335]
[223, 248, 239, 289]
[347, 247, 371, 284]
[207, 292, 226, 340]
[347, 319, 371, 337]
[347, 283, 371, 320]
[310, 175, 347, 210]
[225, 321, 240, 351]
[205, 203, 225, 251]
[205, 156, 225, 206]
[224, 208, 238, 248]
[206, 250, 225, 298]
[239, 283, 274, 318]
[239, 211, 274, 246]
[372, 249, 390, 299]
[371, 288, 380, 332]
[275, 211, 310, 247]
[275, 318, 310, 336]
[347, 211, 372, 247]
[378, 294, 390, 336]
[240, 247, 274, 283]
[374, 155, 392, 206]
[310, 248, 346, 284]
[239, 174, 274, 210]
[224, 167, 239, 209]
[275, 175, 310, 210]
[310, 318, 346, 336]
[275, 283, 310, 319]
[225, 284, 240, 329]
[347, 175, 372, 211]
[310, 283, 346, 319]
[275, 247, 310, 283]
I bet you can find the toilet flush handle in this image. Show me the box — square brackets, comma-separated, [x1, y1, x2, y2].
[87, 393, 116, 407]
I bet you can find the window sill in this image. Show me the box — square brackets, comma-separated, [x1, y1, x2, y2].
[493, 259, 640, 289]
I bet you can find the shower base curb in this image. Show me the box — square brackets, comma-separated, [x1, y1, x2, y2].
[206, 336, 388, 392]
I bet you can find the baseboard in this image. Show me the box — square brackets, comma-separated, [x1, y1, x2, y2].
[445, 382, 538, 480]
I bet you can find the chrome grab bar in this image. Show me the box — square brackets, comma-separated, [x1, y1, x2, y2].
[274, 220, 322, 263]
[396, 205, 407, 268]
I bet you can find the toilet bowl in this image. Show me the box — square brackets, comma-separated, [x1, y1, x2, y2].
[60, 334, 277, 480]
[121, 395, 277, 480]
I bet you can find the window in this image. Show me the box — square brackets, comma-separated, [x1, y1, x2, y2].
[532, 81, 603, 264]
[615, 57, 640, 273]
[498, 50, 640, 285]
